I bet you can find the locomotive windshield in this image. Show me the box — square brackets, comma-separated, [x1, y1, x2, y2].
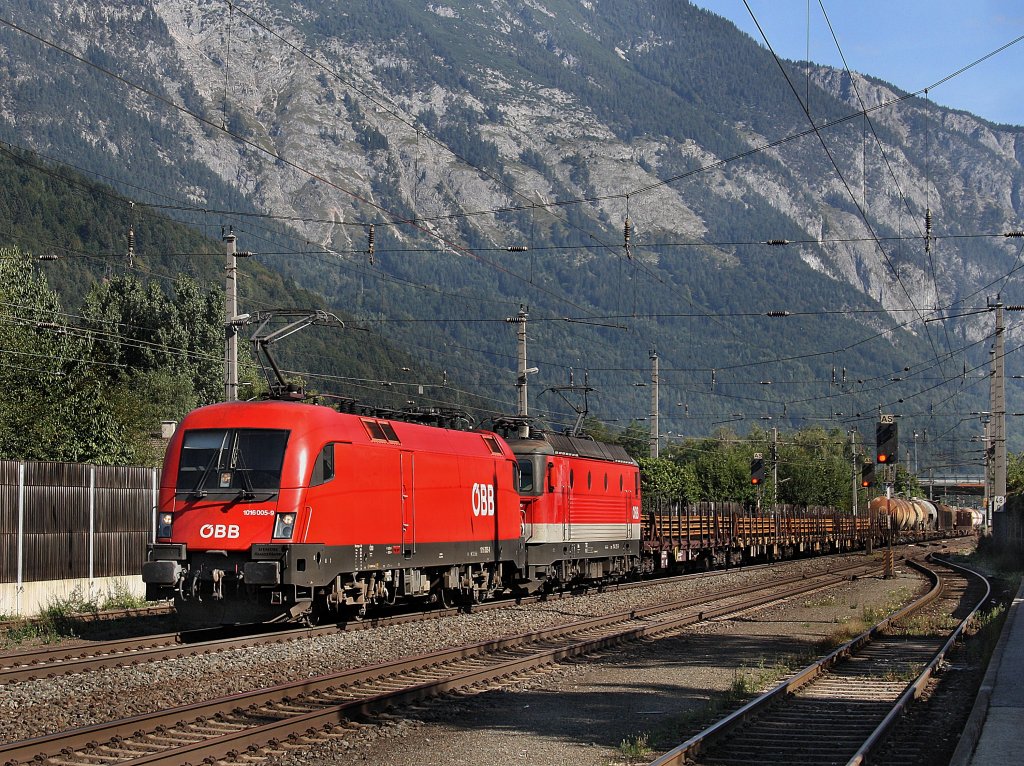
[177, 428, 289, 497]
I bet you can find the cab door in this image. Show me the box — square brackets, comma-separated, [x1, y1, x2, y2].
[401, 451, 415, 557]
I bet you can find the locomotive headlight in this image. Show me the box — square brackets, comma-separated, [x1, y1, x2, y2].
[273, 512, 296, 539]
[157, 512, 174, 539]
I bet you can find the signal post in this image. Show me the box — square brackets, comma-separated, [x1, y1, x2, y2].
[750, 452, 765, 512]
[861, 458, 875, 554]
[876, 415, 898, 578]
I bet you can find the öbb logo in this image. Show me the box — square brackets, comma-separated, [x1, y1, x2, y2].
[471, 483, 494, 517]
[199, 523, 240, 539]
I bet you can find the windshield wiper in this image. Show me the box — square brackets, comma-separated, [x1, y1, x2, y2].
[230, 437, 258, 500]
[189, 460, 216, 498]
[235, 468, 256, 501]
[190, 433, 229, 498]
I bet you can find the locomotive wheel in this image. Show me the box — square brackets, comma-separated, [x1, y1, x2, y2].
[437, 587, 458, 609]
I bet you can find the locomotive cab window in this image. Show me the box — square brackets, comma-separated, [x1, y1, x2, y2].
[310, 443, 336, 487]
[177, 428, 288, 496]
[516, 456, 543, 496]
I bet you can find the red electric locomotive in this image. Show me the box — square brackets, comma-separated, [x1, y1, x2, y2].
[142, 400, 525, 626]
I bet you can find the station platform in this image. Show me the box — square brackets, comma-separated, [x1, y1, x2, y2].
[951, 578, 1024, 765]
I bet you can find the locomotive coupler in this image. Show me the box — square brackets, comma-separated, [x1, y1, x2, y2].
[211, 569, 225, 601]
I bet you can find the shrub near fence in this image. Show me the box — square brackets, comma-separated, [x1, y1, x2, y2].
[0, 461, 159, 615]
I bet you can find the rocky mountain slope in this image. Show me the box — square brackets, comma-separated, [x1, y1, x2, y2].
[1, 0, 1021, 456]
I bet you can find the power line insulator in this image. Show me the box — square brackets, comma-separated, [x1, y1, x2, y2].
[765, 310, 791, 317]
[765, 239, 790, 246]
[507, 245, 528, 252]
[925, 208, 932, 252]
[623, 216, 633, 259]
[1004, 231, 1024, 238]
[367, 224, 375, 264]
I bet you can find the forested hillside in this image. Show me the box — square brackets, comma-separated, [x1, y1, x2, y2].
[0, 145, 431, 464]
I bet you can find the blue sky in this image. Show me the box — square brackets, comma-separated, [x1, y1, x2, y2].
[691, 1, 1024, 126]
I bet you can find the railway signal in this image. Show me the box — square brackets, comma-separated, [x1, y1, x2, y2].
[750, 453, 765, 485]
[876, 416, 898, 465]
[861, 461, 875, 488]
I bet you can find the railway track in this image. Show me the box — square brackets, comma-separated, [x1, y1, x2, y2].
[649, 554, 990, 766]
[0, 556, 898, 766]
[0, 552, 893, 687]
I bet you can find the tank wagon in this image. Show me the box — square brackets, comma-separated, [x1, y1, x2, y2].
[872, 496, 981, 533]
[935, 503, 985, 529]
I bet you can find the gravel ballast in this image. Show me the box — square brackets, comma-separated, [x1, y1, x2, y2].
[0, 544, 968, 764]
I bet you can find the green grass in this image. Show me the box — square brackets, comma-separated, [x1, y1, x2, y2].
[618, 733, 652, 762]
[99, 580, 149, 611]
[0, 583, 148, 648]
[0, 591, 89, 646]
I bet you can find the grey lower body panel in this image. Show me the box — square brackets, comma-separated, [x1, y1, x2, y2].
[525, 538, 640, 567]
[145, 539, 525, 627]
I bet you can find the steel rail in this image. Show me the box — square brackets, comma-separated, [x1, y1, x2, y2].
[844, 554, 991, 766]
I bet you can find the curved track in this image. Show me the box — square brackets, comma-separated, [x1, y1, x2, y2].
[649, 555, 990, 766]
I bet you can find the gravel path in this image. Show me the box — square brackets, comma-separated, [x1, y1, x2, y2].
[0, 544, 967, 762]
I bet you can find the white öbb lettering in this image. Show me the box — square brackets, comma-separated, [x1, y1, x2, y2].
[471, 483, 495, 517]
[199, 523, 240, 539]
